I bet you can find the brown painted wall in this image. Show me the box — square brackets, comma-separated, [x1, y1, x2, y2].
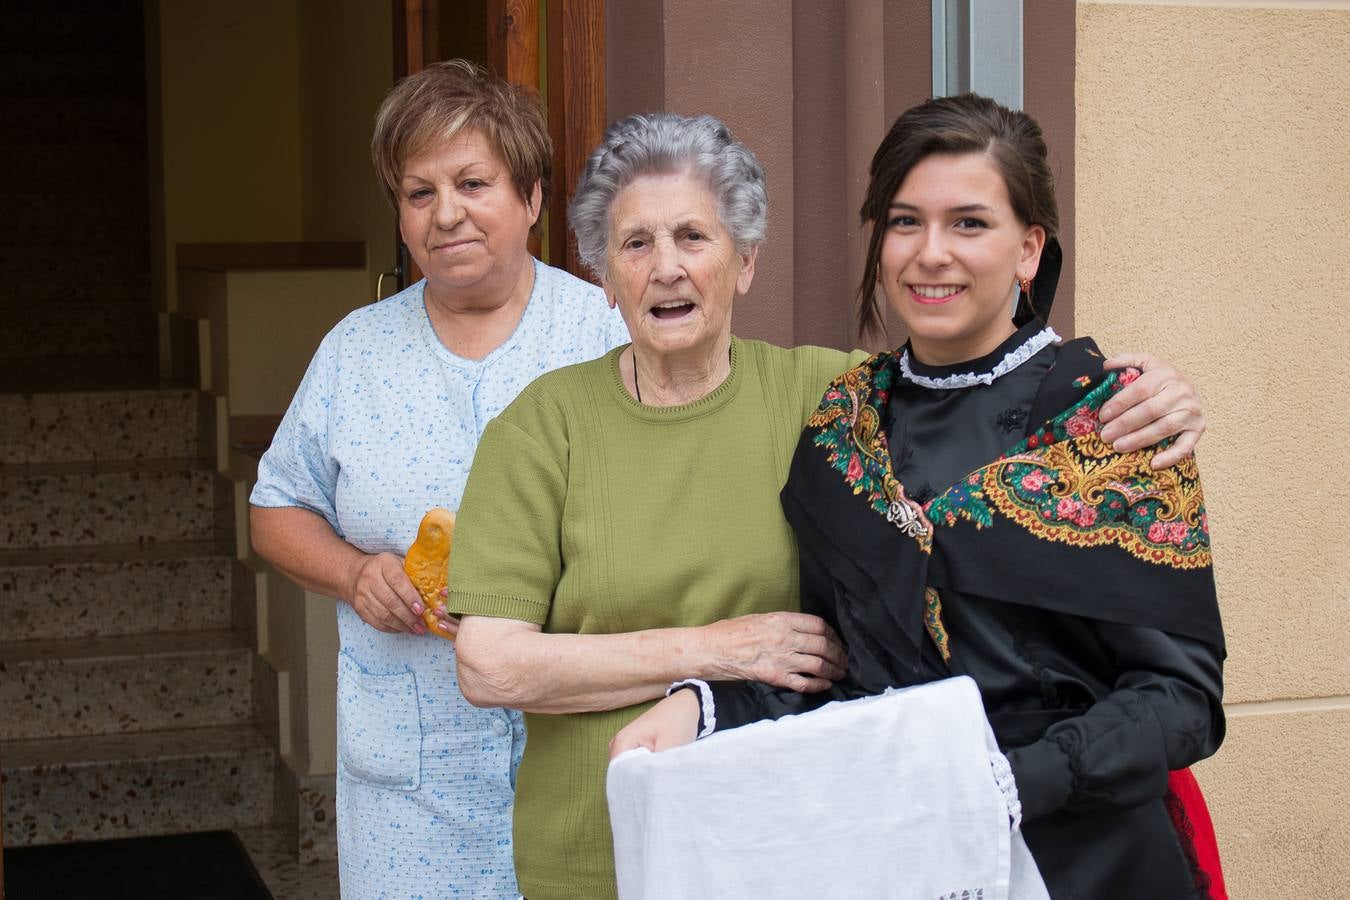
[1023, 0, 1075, 337]
[662, 1, 798, 346]
[790, 2, 850, 350]
[606, 0, 664, 123]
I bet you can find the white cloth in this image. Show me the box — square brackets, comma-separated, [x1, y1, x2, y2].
[607, 676, 1049, 900]
[252, 260, 628, 899]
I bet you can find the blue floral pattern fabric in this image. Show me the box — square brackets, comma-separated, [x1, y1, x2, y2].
[251, 260, 628, 898]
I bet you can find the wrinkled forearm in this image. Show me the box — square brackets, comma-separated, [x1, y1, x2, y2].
[455, 616, 727, 714]
[249, 504, 362, 604]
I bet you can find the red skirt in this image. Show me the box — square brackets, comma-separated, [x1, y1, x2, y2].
[1167, 768, 1227, 899]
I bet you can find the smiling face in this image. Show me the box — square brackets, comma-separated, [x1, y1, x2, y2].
[397, 128, 541, 307]
[878, 152, 1046, 365]
[601, 171, 756, 362]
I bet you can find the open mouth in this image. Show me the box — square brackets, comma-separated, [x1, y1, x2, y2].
[908, 284, 964, 305]
[650, 300, 696, 320]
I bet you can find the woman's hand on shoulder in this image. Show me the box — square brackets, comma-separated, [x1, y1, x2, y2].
[345, 552, 428, 635]
[609, 689, 701, 759]
[702, 612, 847, 692]
[1099, 352, 1206, 470]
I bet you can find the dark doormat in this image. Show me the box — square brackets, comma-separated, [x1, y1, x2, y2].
[3, 829, 273, 900]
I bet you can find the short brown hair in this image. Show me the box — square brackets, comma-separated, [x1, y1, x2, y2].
[857, 93, 1058, 339]
[371, 59, 552, 212]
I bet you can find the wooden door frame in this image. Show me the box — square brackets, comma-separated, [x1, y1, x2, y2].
[543, 0, 603, 278]
[390, 0, 605, 283]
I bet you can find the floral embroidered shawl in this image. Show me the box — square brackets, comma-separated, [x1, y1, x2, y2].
[779, 338, 1224, 673]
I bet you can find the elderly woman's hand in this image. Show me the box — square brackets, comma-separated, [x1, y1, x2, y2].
[609, 689, 702, 759]
[702, 612, 847, 693]
[346, 552, 429, 635]
[1099, 353, 1206, 470]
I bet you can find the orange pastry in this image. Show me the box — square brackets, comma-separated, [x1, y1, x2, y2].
[403, 508, 456, 640]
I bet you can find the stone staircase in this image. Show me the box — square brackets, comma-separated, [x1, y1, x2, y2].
[0, 0, 275, 853]
[0, 340, 277, 852]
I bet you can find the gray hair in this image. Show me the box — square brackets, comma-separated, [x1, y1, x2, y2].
[568, 112, 768, 278]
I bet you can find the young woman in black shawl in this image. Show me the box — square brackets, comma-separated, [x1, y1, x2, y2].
[614, 94, 1228, 898]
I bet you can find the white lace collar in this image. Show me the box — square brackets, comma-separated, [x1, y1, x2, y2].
[898, 326, 1061, 390]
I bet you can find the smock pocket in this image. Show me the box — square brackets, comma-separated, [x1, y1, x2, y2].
[337, 652, 423, 791]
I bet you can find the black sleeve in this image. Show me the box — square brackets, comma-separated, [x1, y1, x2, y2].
[707, 541, 854, 731]
[1005, 622, 1225, 822]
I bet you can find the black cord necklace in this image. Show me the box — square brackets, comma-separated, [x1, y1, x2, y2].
[632, 344, 733, 405]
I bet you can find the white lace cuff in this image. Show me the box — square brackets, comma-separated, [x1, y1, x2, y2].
[667, 679, 716, 739]
[989, 749, 1023, 832]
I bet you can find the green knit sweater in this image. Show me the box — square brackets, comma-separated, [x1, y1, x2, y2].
[447, 337, 862, 900]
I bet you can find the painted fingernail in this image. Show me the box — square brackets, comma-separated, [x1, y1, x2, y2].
[412, 602, 425, 615]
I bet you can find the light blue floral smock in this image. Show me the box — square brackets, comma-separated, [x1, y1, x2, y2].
[251, 260, 629, 898]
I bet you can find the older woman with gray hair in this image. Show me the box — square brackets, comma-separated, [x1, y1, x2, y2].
[445, 111, 1206, 899]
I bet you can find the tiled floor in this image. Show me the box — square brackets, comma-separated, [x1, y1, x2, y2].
[237, 825, 340, 900]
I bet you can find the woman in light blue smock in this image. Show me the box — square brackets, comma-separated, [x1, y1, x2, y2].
[250, 61, 627, 899]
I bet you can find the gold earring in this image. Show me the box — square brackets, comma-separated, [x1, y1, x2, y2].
[1017, 275, 1032, 295]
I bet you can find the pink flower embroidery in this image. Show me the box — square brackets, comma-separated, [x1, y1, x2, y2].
[1074, 506, 1098, 527]
[846, 453, 863, 482]
[1020, 470, 1051, 492]
[1065, 408, 1100, 437]
[1056, 497, 1079, 520]
[1147, 521, 1169, 543]
[1118, 367, 1141, 387]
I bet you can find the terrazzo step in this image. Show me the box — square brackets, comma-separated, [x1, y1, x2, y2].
[0, 459, 227, 550]
[0, 629, 254, 740]
[0, 246, 149, 305]
[0, 387, 207, 463]
[0, 255, 148, 307]
[0, 355, 167, 395]
[1, 724, 274, 847]
[0, 301, 155, 360]
[236, 824, 341, 900]
[0, 541, 236, 641]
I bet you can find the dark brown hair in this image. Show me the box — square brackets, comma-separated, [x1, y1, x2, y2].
[371, 59, 551, 215]
[856, 93, 1059, 339]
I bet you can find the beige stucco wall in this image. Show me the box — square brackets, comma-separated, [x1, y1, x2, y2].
[1075, 2, 1350, 892]
[178, 268, 368, 417]
[151, 0, 396, 312]
[152, 0, 305, 312]
[297, 0, 397, 304]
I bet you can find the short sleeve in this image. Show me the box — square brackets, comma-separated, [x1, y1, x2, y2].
[795, 346, 869, 419]
[249, 334, 341, 530]
[445, 391, 569, 625]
